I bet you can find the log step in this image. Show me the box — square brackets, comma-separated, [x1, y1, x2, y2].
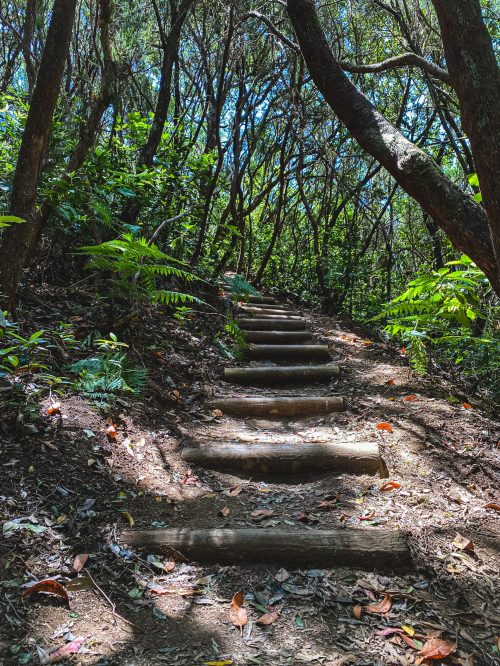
[182, 441, 382, 476]
[247, 344, 331, 361]
[238, 318, 307, 331]
[207, 396, 345, 417]
[247, 295, 278, 304]
[240, 313, 303, 320]
[224, 365, 339, 385]
[242, 302, 287, 310]
[240, 307, 302, 317]
[120, 528, 410, 569]
[244, 330, 312, 343]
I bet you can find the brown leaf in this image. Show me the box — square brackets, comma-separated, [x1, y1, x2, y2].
[230, 591, 248, 627]
[164, 560, 176, 572]
[66, 577, 95, 592]
[463, 402, 472, 410]
[484, 502, 500, 513]
[219, 506, 230, 517]
[23, 579, 69, 605]
[49, 637, 84, 663]
[418, 637, 456, 660]
[47, 401, 62, 415]
[106, 422, 117, 439]
[452, 533, 474, 551]
[353, 604, 362, 619]
[364, 593, 392, 615]
[72, 553, 89, 572]
[379, 481, 401, 492]
[251, 509, 274, 522]
[403, 395, 418, 402]
[376, 422, 393, 432]
[315, 500, 335, 512]
[227, 485, 243, 496]
[386, 378, 396, 386]
[257, 608, 281, 625]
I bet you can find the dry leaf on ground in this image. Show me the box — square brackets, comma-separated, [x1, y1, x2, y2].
[417, 637, 456, 661]
[48, 637, 85, 663]
[72, 553, 88, 572]
[376, 422, 393, 432]
[380, 481, 401, 492]
[364, 593, 392, 614]
[22, 579, 69, 605]
[230, 591, 248, 627]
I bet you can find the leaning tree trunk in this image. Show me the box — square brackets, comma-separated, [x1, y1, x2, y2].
[431, 0, 500, 283]
[286, 0, 500, 294]
[0, 0, 78, 311]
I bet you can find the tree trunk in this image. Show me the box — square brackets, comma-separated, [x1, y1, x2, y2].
[286, 0, 499, 294]
[0, 0, 78, 311]
[431, 0, 500, 280]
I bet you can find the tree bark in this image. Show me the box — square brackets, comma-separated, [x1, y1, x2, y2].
[286, 0, 499, 294]
[0, 0, 78, 311]
[206, 396, 345, 417]
[224, 364, 339, 385]
[181, 440, 382, 476]
[120, 528, 410, 569]
[431, 0, 500, 282]
[246, 344, 331, 362]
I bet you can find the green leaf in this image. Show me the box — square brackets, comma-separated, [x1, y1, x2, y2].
[0, 215, 25, 227]
[468, 173, 480, 188]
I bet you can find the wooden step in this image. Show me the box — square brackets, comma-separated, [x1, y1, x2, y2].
[121, 528, 410, 569]
[243, 330, 312, 344]
[241, 302, 288, 310]
[247, 295, 278, 304]
[224, 365, 339, 385]
[240, 307, 302, 317]
[246, 344, 331, 361]
[182, 441, 382, 476]
[240, 313, 303, 320]
[238, 318, 307, 331]
[207, 396, 344, 417]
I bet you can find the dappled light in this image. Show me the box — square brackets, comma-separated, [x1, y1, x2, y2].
[1, 1, 500, 664]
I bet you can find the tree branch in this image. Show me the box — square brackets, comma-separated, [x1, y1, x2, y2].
[339, 52, 450, 85]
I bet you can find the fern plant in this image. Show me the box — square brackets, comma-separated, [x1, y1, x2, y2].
[372, 256, 499, 399]
[79, 234, 202, 307]
[223, 274, 258, 303]
[70, 333, 147, 409]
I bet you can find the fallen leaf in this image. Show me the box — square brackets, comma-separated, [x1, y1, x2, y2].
[452, 533, 474, 551]
[72, 553, 89, 572]
[483, 502, 500, 513]
[376, 422, 393, 432]
[386, 378, 396, 386]
[362, 340, 372, 346]
[376, 627, 404, 637]
[401, 346, 406, 355]
[149, 585, 199, 596]
[380, 481, 401, 492]
[417, 637, 456, 660]
[463, 403, 472, 409]
[275, 568, 289, 583]
[402, 625, 415, 637]
[219, 506, 230, 518]
[122, 511, 135, 527]
[257, 609, 281, 625]
[251, 509, 274, 522]
[353, 604, 362, 619]
[227, 485, 243, 496]
[359, 511, 376, 521]
[403, 395, 418, 402]
[66, 577, 95, 592]
[23, 579, 69, 605]
[364, 593, 392, 614]
[211, 409, 223, 417]
[47, 401, 61, 415]
[106, 423, 117, 439]
[204, 661, 233, 666]
[48, 637, 84, 663]
[230, 591, 248, 627]
[164, 560, 176, 572]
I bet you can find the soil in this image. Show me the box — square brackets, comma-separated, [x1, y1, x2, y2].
[1, 288, 499, 666]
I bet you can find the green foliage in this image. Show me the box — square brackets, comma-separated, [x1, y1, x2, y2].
[373, 257, 499, 400]
[70, 333, 147, 409]
[223, 274, 258, 302]
[0, 215, 25, 228]
[79, 234, 203, 307]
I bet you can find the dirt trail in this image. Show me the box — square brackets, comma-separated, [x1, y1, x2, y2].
[1, 294, 499, 666]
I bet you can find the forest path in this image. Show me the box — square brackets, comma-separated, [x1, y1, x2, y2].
[4, 291, 499, 666]
[123, 292, 410, 568]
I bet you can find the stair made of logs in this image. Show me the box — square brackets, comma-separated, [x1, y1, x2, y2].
[122, 288, 410, 570]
